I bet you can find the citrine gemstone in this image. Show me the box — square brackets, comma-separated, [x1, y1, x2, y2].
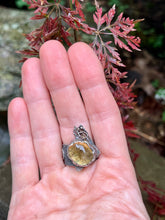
[68, 141, 94, 167]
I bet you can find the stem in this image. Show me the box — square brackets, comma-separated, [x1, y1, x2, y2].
[69, 0, 73, 10]
[100, 25, 111, 32]
[73, 29, 78, 42]
[47, 6, 56, 18]
[129, 129, 165, 146]
[68, 0, 78, 42]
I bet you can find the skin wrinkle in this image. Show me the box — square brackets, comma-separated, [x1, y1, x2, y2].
[12, 190, 120, 220]
[10, 140, 35, 164]
[78, 75, 105, 91]
[45, 70, 74, 92]
[32, 128, 60, 141]
[91, 130, 127, 158]
[10, 133, 32, 141]
[34, 143, 63, 176]
[74, 194, 122, 219]
[22, 60, 49, 103]
[110, 198, 147, 220]
[69, 67, 104, 89]
[39, 46, 74, 92]
[68, 43, 105, 83]
[67, 164, 129, 206]
[35, 207, 87, 220]
[21, 188, 46, 214]
[59, 119, 89, 130]
[38, 158, 140, 218]
[8, 99, 31, 137]
[91, 173, 129, 196]
[92, 122, 129, 158]
[84, 193, 145, 220]
[52, 108, 88, 130]
[25, 97, 51, 106]
[41, 164, 61, 176]
[11, 155, 36, 167]
[81, 88, 120, 123]
[49, 89, 92, 143]
[23, 90, 50, 105]
[11, 167, 38, 190]
[93, 158, 138, 192]
[86, 108, 120, 124]
[50, 87, 88, 123]
[27, 114, 59, 139]
[49, 82, 75, 94]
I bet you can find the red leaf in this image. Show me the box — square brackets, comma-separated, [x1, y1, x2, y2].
[106, 4, 116, 25]
[117, 12, 123, 22]
[158, 209, 165, 215]
[113, 36, 132, 52]
[105, 41, 121, 61]
[93, 8, 107, 29]
[72, 0, 85, 20]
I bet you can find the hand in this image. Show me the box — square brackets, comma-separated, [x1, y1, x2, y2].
[8, 41, 149, 220]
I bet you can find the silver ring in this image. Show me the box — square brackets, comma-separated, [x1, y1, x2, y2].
[62, 125, 100, 170]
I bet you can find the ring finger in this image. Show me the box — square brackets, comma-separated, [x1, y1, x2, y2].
[22, 57, 63, 176]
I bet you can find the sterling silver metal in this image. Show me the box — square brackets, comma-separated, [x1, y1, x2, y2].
[62, 125, 100, 170]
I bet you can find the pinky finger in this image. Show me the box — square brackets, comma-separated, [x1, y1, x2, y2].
[8, 98, 39, 193]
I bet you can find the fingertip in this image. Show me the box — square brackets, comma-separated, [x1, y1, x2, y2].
[21, 57, 40, 78]
[68, 42, 100, 64]
[39, 40, 66, 58]
[68, 42, 105, 90]
[8, 97, 26, 120]
[8, 98, 39, 192]
[8, 97, 30, 138]
[39, 40, 71, 90]
[68, 42, 91, 53]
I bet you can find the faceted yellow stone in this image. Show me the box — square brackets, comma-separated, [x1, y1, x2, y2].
[68, 141, 94, 167]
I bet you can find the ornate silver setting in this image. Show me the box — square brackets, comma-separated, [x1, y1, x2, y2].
[62, 125, 100, 170]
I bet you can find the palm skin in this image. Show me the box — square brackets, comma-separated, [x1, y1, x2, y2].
[8, 41, 149, 220]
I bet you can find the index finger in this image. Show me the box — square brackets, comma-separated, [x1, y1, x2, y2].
[68, 43, 130, 159]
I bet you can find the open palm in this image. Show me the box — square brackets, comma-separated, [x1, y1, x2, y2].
[8, 41, 149, 220]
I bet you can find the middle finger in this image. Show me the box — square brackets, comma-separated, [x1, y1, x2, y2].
[39, 40, 91, 145]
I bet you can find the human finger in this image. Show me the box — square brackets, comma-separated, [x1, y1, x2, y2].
[22, 58, 64, 176]
[8, 98, 39, 193]
[39, 40, 91, 145]
[68, 42, 130, 159]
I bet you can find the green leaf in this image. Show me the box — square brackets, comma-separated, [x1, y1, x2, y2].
[85, 2, 96, 13]
[15, 0, 29, 9]
[155, 88, 165, 98]
[155, 88, 165, 104]
[162, 111, 165, 122]
[151, 79, 159, 88]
